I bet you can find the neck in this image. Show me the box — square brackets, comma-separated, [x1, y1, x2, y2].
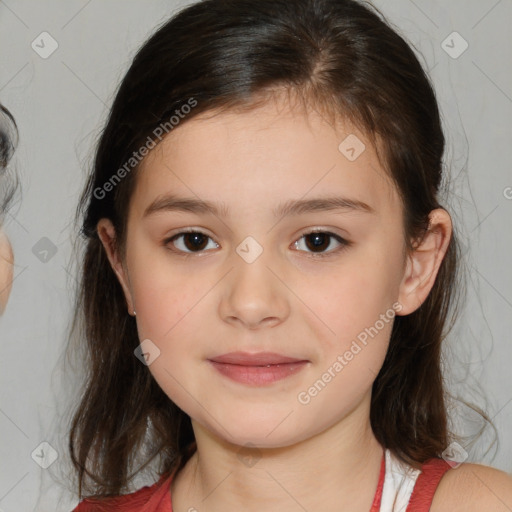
[170, 394, 384, 512]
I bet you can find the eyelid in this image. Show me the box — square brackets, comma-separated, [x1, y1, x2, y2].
[293, 229, 351, 258]
[163, 227, 352, 257]
[164, 227, 219, 256]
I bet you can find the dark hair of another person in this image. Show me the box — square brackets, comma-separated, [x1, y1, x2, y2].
[68, 0, 492, 500]
[0, 104, 18, 219]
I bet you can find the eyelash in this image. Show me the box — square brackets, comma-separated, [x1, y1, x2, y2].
[163, 228, 352, 259]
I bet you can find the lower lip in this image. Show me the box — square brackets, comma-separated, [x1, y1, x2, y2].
[208, 361, 308, 385]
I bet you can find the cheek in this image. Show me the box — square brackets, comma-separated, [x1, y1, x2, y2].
[297, 250, 401, 351]
[129, 264, 206, 410]
[293, 268, 396, 418]
[125, 237, 201, 338]
[133, 271, 202, 342]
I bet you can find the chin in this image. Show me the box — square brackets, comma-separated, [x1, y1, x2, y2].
[202, 415, 313, 451]
[232, 430, 315, 453]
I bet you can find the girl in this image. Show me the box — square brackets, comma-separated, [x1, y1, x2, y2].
[0, 103, 17, 315]
[68, 0, 512, 510]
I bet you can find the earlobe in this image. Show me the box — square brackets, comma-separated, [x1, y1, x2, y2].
[96, 218, 136, 316]
[396, 209, 452, 316]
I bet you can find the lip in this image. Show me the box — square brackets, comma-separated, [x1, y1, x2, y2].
[208, 351, 309, 386]
[209, 351, 306, 366]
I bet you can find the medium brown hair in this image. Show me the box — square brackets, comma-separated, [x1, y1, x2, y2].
[68, 0, 490, 500]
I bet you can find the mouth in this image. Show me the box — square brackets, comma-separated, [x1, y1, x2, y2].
[207, 351, 309, 386]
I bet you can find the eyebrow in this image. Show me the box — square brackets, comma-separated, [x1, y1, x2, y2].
[143, 194, 375, 219]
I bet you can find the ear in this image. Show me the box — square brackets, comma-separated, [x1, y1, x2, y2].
[396, 208, 452, 316]
[97, 218, 136, 316]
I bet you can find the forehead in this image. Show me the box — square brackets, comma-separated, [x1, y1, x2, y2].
[133, 98, 400, 220]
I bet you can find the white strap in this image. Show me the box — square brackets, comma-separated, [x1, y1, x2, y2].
[379, 449, 421, 511]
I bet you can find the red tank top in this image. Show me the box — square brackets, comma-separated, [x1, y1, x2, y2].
[73, 450, 451, 511]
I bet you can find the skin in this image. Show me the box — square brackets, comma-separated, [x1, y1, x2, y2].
[0, 229, 13, 315]
[98, 94, 512, 511]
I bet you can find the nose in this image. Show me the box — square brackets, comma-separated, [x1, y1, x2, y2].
[219, 252, 289, 330]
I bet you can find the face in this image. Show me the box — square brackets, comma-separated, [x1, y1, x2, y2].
[99, 95, 448, 448]
[0, 229, 14, 315]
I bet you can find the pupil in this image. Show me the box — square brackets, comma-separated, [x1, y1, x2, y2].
[186, 233, 207, 251]
[307, 233, 328, 252]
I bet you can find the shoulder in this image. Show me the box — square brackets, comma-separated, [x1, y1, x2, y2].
[430, 462, 512, 512]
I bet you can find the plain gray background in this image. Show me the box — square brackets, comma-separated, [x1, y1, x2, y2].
[0, 0, 511, 510]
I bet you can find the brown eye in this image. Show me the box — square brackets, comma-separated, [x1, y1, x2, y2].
[294, 231, 350, 257]
[166, 231, 218, 253]
[164, 229, 351, 258]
